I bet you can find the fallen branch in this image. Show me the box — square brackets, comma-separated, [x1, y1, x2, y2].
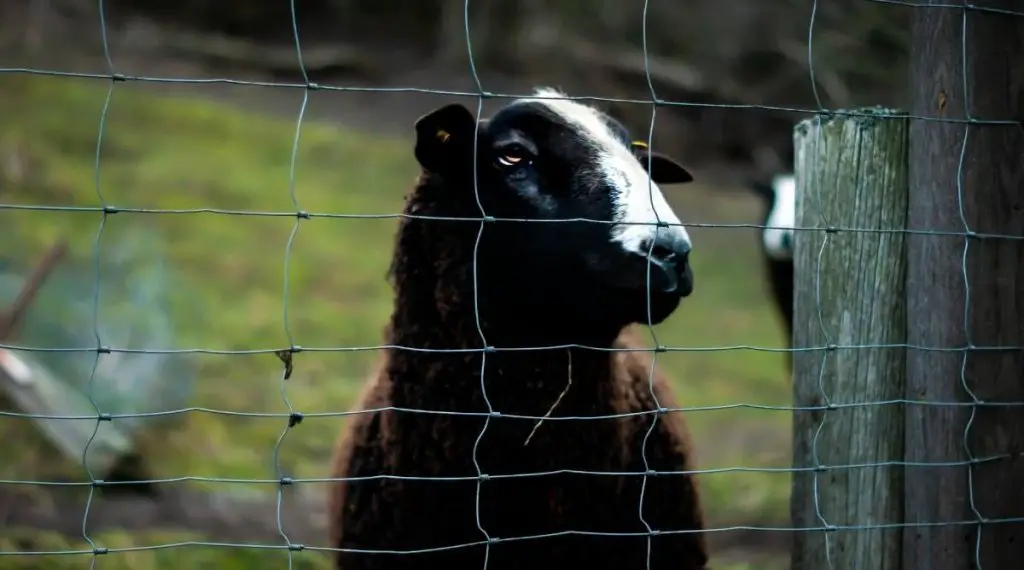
[0, 239, 68, 342]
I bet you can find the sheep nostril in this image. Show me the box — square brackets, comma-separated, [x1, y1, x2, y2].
[649, 245, 677, 263]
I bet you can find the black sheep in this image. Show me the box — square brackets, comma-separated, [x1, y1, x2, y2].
[328, 88, 709, 570]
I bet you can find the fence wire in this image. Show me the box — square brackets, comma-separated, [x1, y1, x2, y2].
[0, 0, 1023, 568]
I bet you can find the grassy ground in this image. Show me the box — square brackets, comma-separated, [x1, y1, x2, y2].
[0, 73, 792, 569]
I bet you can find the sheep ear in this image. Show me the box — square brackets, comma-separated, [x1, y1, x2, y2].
[631, 142, 694, 185]
[414, 103, 477, 175]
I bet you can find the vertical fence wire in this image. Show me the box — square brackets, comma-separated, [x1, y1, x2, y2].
[954, 5, 984, 567]
[267, 1, 314, 567]
[0, 0, 1021, 566]
[804, 0, 837, 567]
[639, 2, 663, 570]
[465, 0, 496, 566]
[80, 0, 116, 566]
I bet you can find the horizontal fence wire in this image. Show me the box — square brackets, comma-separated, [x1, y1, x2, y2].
[0, 0, 1023, 567]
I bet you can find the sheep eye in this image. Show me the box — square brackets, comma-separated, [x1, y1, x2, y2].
[495, 144, 532, 168]
[497, 154, 524, 167]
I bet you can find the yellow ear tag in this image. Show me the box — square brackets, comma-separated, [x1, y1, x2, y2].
[436, 129, 451, 143]
[631, 140, 648, 149]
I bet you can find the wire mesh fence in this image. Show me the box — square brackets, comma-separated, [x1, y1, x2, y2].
[1, 0, 1022, 569]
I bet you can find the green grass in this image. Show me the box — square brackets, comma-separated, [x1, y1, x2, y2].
[0, 73, 792, 568]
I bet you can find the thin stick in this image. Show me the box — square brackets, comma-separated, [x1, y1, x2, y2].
[0, 239, 69, 341]
[524, 348, 573, 447]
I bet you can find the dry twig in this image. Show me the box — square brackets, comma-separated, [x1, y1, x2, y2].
[524, 348, 573, 447]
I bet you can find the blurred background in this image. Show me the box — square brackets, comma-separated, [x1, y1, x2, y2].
[0, 1, 910, 568]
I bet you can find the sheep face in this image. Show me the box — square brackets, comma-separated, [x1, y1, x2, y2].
[753, 173, 796, 261]
[413, 88, 696, 330]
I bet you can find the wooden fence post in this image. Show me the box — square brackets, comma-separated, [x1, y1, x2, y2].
[789, 109, 909, 570]
[905, 4, 1024, 569]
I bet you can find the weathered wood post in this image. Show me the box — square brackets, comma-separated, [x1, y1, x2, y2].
[905, 3, 1024, 569]
[789, 109, 909, 570]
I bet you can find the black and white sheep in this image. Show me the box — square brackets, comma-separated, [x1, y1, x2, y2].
[328, 87, 709, 570]
[749, 172, 795, 342]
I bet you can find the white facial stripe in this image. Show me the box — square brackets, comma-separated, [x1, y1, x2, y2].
[518, 87, 690, 255]
[763, 173, 796, 260]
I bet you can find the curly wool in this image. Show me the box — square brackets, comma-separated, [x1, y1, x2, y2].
[327, 171, 709, 570]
